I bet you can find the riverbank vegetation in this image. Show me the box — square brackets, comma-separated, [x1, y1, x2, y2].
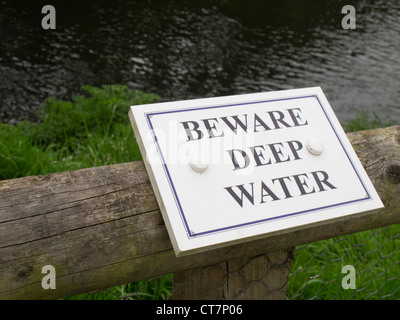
[0, 85, 158, 180]
[1, 85, 398, 300]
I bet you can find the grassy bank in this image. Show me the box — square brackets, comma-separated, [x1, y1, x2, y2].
[1, 86, 398, 300]
[0, 85, 159, 180]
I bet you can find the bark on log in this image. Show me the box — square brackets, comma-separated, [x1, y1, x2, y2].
[1, 126, 400, 300]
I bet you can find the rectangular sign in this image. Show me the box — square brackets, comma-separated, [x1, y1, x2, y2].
[129, 87, 384, 256]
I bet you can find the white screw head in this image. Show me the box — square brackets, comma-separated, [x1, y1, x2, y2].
[189, 148, 209, 173]
[306, 139, 324, 156]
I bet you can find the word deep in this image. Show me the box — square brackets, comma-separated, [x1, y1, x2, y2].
[179, 107, 337, 207]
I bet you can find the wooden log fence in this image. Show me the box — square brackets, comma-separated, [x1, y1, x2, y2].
[1, 126, 400, 299]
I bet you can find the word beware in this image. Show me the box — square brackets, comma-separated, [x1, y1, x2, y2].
[180, 108, 307, 141]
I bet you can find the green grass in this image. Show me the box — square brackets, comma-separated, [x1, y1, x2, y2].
[66, 275, 174, 300]
[0, 85, 159, 180]
[287, 225, 400, 299]
[1, 88, 399, 300]
[341, 110, 396, 133]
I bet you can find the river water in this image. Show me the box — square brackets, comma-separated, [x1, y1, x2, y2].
[1, 0, 399, 123]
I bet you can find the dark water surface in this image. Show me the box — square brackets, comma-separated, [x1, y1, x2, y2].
[1, 0, 399, 123]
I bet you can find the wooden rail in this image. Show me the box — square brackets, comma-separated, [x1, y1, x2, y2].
[1, 126, 400, 300]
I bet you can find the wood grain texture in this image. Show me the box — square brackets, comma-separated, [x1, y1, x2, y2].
[1, 126, 400, 299]
[172, 248, 292, 300]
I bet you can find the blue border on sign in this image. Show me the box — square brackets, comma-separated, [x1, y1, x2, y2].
[145, 94, 371, 238]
